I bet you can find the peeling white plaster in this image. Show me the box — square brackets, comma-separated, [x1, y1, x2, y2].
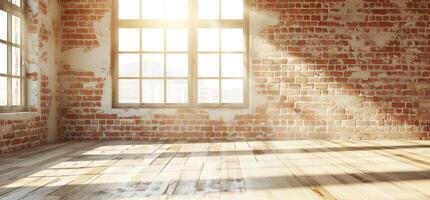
[62, 14, 111, 71]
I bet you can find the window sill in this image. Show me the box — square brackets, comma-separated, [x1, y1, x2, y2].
[0, 111, 38, 120]
[113, 103, 249, 109]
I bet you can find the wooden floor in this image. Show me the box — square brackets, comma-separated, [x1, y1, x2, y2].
[1, 140, 430, 200]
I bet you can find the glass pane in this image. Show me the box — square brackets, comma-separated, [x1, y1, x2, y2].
[198, 54, 219, 77]
[221, 0, 243, 19]
[119, 28, 140, 51]
[142, 28, 164, 51]
[0, 10, 6, 41]
[12, 78, 20, 106]
[167, 79, 188, 103]
[12, 47, 20, 76]
[12, 0, 21, 7]
[119, 0, 139, 19]
[198, 79, 219, 103]
[118, 54, 139, 77]
[142, 79, 164, 103]
[0, 43, 6, 74]
[119, 79, 140, 103]
[221, 28, 243, 51]
[0, 77, 6, 106]
[221, 53, 243, 77]
[12, 15, 20, 45]
[166, 29, 188, 51]
[198, 0, 219, 19]
[142, 54, 164, 77]
[222, 79, 243, 103]
[166, 54, 188, 77]
[166, 0, 188, 19]
[198, 28, 219, 52]
[142, 0, 164, 19]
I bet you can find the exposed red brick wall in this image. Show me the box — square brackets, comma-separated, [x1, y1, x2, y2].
[61, 0, 110, 51]
[58, 0, 430, 140]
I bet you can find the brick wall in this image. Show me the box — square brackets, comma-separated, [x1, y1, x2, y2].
[0, 0, 61, 153]
[58, 0, 430, 141]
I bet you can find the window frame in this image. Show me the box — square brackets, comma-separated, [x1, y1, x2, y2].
[0, 0, 26, 113]
[112, 0, 249, 108]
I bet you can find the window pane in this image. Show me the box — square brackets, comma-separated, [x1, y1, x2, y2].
[167, 79, 188, 103]
[12, 78, 20, 106]
[0, 77, 6, 106]
[222, 79, 243, 103]
[198, 54, 219, 77]
[142, 0, 164, 19]
[119, 79, 140, 103]
[142, 54, 164, 77]
[198, 28, 219, 52]
[142, 28, 164, 51]
[198, 79, 219, 103]
[166, 0, 188, 19]
[12, 0, 21, 7]
[221, 28, 243, 51]
[221, 53, 243, 77]
[166, 54, 188, 77]
[12, 15, 20, 45]
[221, 0, 243, 19]
[119, 28, 140, 51]
[142, 79, 164, 103]
[119, 54, 139, 77]
[0, 43, 6, 74]
[0, 10, 6, 41]
[198, 0, 219, 19]
[12, 47, 20, 76]
[119, 0, 139, 19]
[166, 29, 188, 51]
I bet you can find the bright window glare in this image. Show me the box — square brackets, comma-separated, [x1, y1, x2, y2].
[167, 29, 188, 51]
[12, 47, 20, 76]
[198, 0, 219, 19]
[12, 78, 20, 106]
[0, 44, 6, 74]
[0, 77, 6, 106]
[142, 80, 164, 103]
[166, 0, 188, 19]
[142, 0, 164, 19]
[119, 0, 139, 19]
[221, 0, 243, 19]
[119, 54, 139, 77]
[0, 10, 6, 41]
[198, 54, 219, 77]
[142, 29, 164, 51]
[198, 79, 219, 103]
[198, 29, 219, 51]
[119, 79, 140, 103]
[222, 53, 243, 77]
[142, 54, 164, 77]
[222, 79, 243, 103]
[221, 28, 243, 51]
[167, 80, 188, 103]
[12, 15, 21, 45]
[119, 28, 140, 51]
[167, 54, 188, 77]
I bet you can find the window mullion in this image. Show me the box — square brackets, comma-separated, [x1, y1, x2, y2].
[7, 11, 11, 106]
[190, 0, 197, 106]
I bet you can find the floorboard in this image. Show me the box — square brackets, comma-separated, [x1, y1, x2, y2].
[0, 140, 429, 200]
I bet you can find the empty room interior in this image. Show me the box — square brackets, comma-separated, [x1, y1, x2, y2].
[1, 0, 430, 199]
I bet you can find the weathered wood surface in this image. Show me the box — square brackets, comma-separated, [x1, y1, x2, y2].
[0, 140, 430, 200]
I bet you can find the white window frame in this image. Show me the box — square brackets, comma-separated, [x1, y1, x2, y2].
[112, 0, 249, 108]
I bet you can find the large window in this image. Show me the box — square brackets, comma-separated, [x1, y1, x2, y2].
[0, 0, 25, 112]
[113, 0, 248, 108]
